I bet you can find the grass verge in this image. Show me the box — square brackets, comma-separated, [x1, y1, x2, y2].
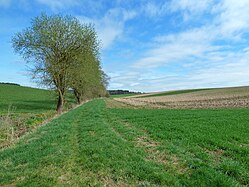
[0, 84, 76, 148]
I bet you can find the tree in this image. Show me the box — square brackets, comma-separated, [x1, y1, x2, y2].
[12, 13, 100, 113]
[67, 25, 109, 104]
[68, 51, 109, 104]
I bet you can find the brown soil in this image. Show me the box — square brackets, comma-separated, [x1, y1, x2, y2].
[114, 87, 249, 109]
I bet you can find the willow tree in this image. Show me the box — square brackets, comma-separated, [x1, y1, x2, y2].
[68, 24, 109, 104]
[69, 46, 108, 104]
[12, 13, 98, 113]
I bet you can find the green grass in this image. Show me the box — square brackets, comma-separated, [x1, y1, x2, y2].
[138, 88, 211, 98]
[0, 84, 57, 114]
[0, 84, 75, 148]
[0, 99, 248, 186]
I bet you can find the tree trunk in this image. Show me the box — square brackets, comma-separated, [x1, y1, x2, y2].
[73, 89, 81, 104]
[76, 96, 81, 104]
[56, 90, 64, 114]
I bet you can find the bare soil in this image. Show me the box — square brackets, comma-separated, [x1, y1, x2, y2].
[113, 86, 249, 109]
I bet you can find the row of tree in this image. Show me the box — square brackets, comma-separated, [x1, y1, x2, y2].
[12, 13, 109, 113]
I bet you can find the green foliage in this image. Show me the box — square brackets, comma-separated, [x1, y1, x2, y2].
[0, 99, 248, 186]
[12, 13, 108, 112]
[68, 51, 108, 103]
[67, 26, 108, 103]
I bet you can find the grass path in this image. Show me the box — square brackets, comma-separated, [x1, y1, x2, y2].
[0, 99, 248, 186]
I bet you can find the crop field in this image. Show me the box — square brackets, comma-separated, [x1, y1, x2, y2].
[115, 86, 249, 109]
[137, 88, 212, 98]
[110, 93, 139, 98]
[3, 3, 249, 186]
[0, 98, 248, 186]
[0, 84, 56, 114]
[0, 84, 75, 148]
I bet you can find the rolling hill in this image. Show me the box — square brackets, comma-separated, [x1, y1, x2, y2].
[115, 86, 249, 109]
[0, 84, 75, 148]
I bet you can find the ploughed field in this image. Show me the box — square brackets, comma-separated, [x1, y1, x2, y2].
[0, 99, 248, 186]
[114, 86, 249, 109]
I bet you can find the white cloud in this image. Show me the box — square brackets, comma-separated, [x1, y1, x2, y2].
[108, 0, 249, 91]
[169, 0, 214, 22]
[110, 50, 249, 92]
[6, 0, 247, 92]
[169, 0, 213, 13]
[133, 27, 217, 68]
[78, 8, 136, 49]
[216, 0, 249, 38]
[132, 0, 249, 69]
[142, 2, 167, 17]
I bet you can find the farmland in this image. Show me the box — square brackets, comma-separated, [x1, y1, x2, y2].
[115, 86, 249, 109]
[2, 2, 249, 186]
[0, 84, 56, 113]
[0, 84, 75, 148]
[137, 88, 212, 98]
[0, 95, 249, 186]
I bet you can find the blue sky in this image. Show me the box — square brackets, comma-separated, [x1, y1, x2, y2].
[1, 0, 249, 92]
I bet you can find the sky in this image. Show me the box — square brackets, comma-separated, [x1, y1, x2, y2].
[1, 0, 249, 92]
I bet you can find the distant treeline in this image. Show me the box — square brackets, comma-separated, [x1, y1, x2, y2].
[0, 82, 21, 86]
[108, 90, 142, 95]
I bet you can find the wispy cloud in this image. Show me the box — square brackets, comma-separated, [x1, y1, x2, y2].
[110, 50, 249, 92]
[142, 1, 167, 17]
[78, 8, 137, 49]
[169, 0, 214, 21]
[169, 0, 213, 14]
[108, 0, 249, 91]
[217, 0, 249, 38]
[132, 0, 249, 68]
[1, 0, 249, 91]
[132, 27, 216, 68]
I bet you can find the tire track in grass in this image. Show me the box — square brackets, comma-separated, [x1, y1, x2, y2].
[92, 100, 181, 186]
[57, 108, 87, 186]
[0, 100, 185, 186]
[103, 105, 189, 176]
[74, 101, 141, 186]
[58, 104, 107, 186]
[105, 100, 249, 186]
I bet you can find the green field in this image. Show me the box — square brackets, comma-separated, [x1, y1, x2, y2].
[0, 84, 75, 148]
[0, 84, 56, 114]
[0, 99, 248, 186]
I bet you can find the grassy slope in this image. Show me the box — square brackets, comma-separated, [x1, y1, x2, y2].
[0, 84, 75, 148]
[138, 88, 212, 98]
[0, 84, 56, 114]
[0, 99, 248, 186]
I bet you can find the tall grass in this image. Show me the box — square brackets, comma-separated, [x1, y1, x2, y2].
[0, 84, 75, 148]
[0, 105, 16, 147]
